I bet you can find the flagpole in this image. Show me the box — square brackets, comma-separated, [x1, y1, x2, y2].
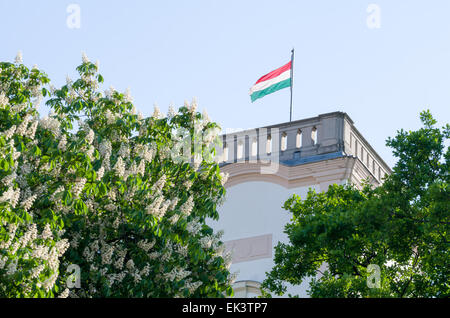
[289, 48, 294, 122]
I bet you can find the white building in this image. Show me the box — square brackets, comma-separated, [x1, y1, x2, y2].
[208, 111, 391, 297]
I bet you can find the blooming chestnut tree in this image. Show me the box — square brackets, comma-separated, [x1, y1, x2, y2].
[0, 55, 69, 297]
[1, 53, 234, 297]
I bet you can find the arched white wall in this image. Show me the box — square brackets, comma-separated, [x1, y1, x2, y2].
[209, 180, 320, 297]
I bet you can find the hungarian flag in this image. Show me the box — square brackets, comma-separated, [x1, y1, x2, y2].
[249, 61, 292, 102]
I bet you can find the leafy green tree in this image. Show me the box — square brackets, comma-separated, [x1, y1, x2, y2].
[262, 111, 449, 298]
[1, 53, 234, 297]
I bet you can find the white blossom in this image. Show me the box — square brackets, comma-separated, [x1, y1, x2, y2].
[58, 288, 70, 298]
[186, 219, 201, 236]
[21, 194, 37, 211]
[199, 235, 213, 250]
[151, 175, 166, 193]
[1, 171, 16, 187]
[86, 145, 95, 161]
[202, 109, 210, 124]
[0, 256, 8, 269]
[55, 239, 69, 256]
[168, 213, 180, 224]
[157, 200, 171, 218]
[152, 103, 162, 119]
[26, 120, 38, 139]
[96, 166, 105, 180]
[50, 185, 65, 202]
[0, 92, 9, 107]
[124, 88, 133, 103]
[147, 196, 163, 216]
[167, 104, 177, 118]
[105, 109, 115, 124]
[203, 127, 220, 145]
[66, 75, 73, 87]
[6, 260, 17, 276]
[112, 217, 120, 229]
[113, 156, 125, 178]
[189, 97, 198, 113]
[3, 125, 16, 139]
[41, 224, 53, 240]
[132, 271, 142, 284]
[223, 251, 233, 270]
[137, 239, 156, 252]
[58, 135, 67, 151]
[15, 51, 23, 64]
[213, 244, 226, 257]
[174, 244, 188, 258]
[101, 245, 114, 265]
[140, 145, 154, 163]
[42, 274, 58, 292]
[184, 180, 193, 191]
[105, 86, 114, 99]
[104, 203, 116, 211]
[108, 189, 117, 201]
[165, 267, 191, 281]
[140, 264, 150, 277]
[82, 52, 90, 64]
[126, 259, 135, 271]
[16, 116, 30, 136]
[113, 251, 126, 270]
[118, 143, 130, 158]
[185, 279, 203, 293]
[11, 143, 21, 161]
[72, 178, 86, 197]
[86, 128, 95, 145]
[180, 196, 194, 217]
[99, 139, 112, 158]
[148, 251, 159, 260]
[30, 264, 45, 279]
[193, 153, 202, 170]
[49, 84, 56, 94]
[39, 116, 61, 137]
[169, 197, 179, 210]
[0, 187, 21, 208]
[136, 160, 145, 176]
[220, 172, 229, 186]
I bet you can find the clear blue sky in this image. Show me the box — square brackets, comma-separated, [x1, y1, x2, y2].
[1, 0, 450, 167]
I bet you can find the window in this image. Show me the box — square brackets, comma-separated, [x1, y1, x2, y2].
[223, 145, 228, 162]
[237, 141, 243, 159]
[311, 127, 317, 145]
[251, 138, 257, 157]
[296, 129, 302, 148]
[266, 135, 272, 154]
[281, 132, 287, 151]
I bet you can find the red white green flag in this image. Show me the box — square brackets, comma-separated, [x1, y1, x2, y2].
[249, 61, 292, 102]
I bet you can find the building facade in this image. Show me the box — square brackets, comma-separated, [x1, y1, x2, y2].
[208, 111, 391, 297]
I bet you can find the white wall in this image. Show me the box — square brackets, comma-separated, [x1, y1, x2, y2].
[208, 180, 321, 297]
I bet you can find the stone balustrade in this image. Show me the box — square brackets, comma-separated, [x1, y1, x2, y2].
[219, 111, 391, 183]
